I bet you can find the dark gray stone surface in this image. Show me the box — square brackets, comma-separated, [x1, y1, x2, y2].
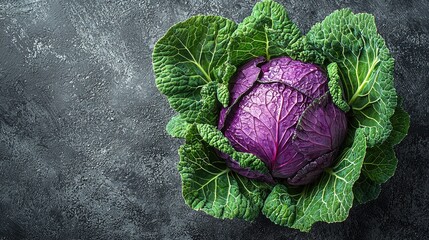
[0, 0, 428, 239]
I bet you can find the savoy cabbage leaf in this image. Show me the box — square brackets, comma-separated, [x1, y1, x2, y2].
[178, 141, 272, 221]
[305, 9, 397, 147]
[153, 16, 236, 123]
[327, 62, 350, 112]
[228, 0, 301, 66]
[353, 104, 410, 204]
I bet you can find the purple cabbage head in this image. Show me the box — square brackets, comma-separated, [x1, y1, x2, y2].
[218, 57, 347, 185]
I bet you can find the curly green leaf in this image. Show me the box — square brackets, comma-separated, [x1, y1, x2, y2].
[306, 9, 397, 147]
[153, 16, 237, 123]
[327, 62, 350, 112]
[179, 142, 271, 221]
[228, 0, 301, 66]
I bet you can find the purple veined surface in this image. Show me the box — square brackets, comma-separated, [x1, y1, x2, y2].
[218, 57, 347, 185]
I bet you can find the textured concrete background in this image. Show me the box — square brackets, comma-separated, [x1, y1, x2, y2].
[0, 0, 428, 239]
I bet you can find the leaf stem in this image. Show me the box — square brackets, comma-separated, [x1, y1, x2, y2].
[265, 29, 270, 60]
[347, 57, 380, 106]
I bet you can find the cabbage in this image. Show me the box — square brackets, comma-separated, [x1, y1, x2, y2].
[219, 57, 347, 185]
[152, 0, 409, 232]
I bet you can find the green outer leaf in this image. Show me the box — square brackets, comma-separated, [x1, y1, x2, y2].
[286, 36, 326, 64]
[327, 62, 350, 112]
[262, 184, 297, 226]
[178, 141, 271, 221]
[353, 174, 381, 204]
[196, 123, 269, 173]
[228, 0, 301, 66]
[262, 129, 367, 232]
[215, 62, 237, 85]
[384, 105, 410, 146]
[353, 104, 409, 203]
[166, 114, 191, 138]
[196, 123, 235, 155]
[166, 82, 220, 139]
[214, 62, 236, 107]
[217, 83, 230, 108]
[361, 143, 398, 184]
[360, 104, 410, 182]
[185, 124, 201, 145]
[153, 16, 237, 123]
[195, 82, 219, 125]
[306, 9, 397, 147]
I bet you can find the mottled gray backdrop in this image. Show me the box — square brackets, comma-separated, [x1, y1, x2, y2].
[0, 0, 428, 239]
